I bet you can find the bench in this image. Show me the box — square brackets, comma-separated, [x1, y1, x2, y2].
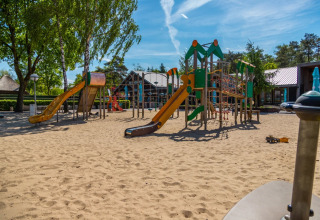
[247, 110, 260, 122]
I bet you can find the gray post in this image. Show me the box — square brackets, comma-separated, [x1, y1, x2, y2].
[33, 80, 37, 115]
[285, 91, 320, 220]
[290, 120, 319, 220]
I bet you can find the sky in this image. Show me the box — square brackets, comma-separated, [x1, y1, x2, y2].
[1, 0, 320, 84]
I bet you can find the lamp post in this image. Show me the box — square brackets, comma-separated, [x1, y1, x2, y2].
[30, 74, 39, 115]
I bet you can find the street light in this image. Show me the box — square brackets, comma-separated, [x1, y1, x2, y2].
[30, 74, 39, 115]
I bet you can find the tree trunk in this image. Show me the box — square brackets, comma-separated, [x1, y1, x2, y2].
[15, 81, 27, 112]
[55, 0, 69, 113]
[84, 37, 90, 73]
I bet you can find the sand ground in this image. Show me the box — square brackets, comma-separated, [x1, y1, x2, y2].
[0, 110, 319, 219]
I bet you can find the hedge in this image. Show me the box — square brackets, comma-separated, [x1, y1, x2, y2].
[0, 99, 131, 111]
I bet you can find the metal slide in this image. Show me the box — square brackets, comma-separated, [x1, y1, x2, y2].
[125, 74, 193, 137]
[28, 81, 85, 124]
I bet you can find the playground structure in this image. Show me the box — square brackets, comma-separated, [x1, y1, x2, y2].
[28, 72, 106, 124]
[125, 39, 256, 137]
[112, 70, 181, 119]
[107, 96, 123, 112]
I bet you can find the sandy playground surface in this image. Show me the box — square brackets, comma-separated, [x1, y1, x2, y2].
[0, 110, 319, 219]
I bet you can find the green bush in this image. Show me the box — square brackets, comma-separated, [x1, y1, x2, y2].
[0, 99, 79, 111]
[0, 100, 16, 111]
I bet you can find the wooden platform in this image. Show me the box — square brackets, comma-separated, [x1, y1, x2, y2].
[224, 181, 320, 220]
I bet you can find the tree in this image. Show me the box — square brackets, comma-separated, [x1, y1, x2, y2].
[178, 52, 193, 75]
[72, 74, 84, 87]
[0, 0, 57, 112]
[288, 41, 304, 65]
[95, 56, 128, 88]
[300, 33, 318, 62]
[246, 41, 273, 107]
[223, 51, 244, 73]
[35, 59, 63, 95]
[264, 62, 278, 70]
[133, 63, 145, 71]
[70, 0, 141, 74]
[275, 44, 290, 68]
[0, 69, 15, 79]
[159, 63, 166, 72]
[315, 38, 320, 61]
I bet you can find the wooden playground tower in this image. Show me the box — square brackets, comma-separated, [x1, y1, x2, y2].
[184, 39, 256, 130]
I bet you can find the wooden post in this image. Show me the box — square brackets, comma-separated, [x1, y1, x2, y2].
[83, 73, 86, 120]
[235, 98, 238, 123]
[85, 72, 88, 120]
[73, 94, 75, 120]
[99, 87, 102, 119]
[132, 73, 135, 118]
[235, 68, 239, 123]
[185, 60, 189, 128]
[249, 97, 253, 122]
[166, 74, 169, 106]
[137, 74, 140, 118]
[171, 73, 174, 118]
[209, 53, 213, 120]
[103, 86, 105, 119]
[142, 72, 145, 118]
[204, 56, 208, 130]
[219, 61, 223, 128]
[244, 68, 248, 123]
[194, 49, 198, 120]
[195, 97, 198, 120]
[177, 75, 179, 118]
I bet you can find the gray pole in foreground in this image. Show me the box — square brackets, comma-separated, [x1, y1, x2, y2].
[30, 74, 39, 115]
[286, 90, 320, 220]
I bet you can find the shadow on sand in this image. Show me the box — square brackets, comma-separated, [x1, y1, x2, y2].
[149, 119, 259, 142]
[0, 111, 97, 138]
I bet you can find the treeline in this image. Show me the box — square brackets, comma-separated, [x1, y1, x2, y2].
[0, 0, 140, 112]
[224, 33, 320, 71]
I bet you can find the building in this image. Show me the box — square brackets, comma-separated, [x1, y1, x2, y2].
[262, 61, 320, 105]
[0, 75, 28, 95]
[263, 67, 298, 104]
[114, 71, 180, 107]
[297, 61, 320, 96]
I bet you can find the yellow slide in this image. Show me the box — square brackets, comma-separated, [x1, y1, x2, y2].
[152, 74, 190, 129]
[28, 81, 85, 124]
[125, 74, 194, 137]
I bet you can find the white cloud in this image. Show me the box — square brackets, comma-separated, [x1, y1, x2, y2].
[160, 0, 212, 54]
[181, 14, 188, 19]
